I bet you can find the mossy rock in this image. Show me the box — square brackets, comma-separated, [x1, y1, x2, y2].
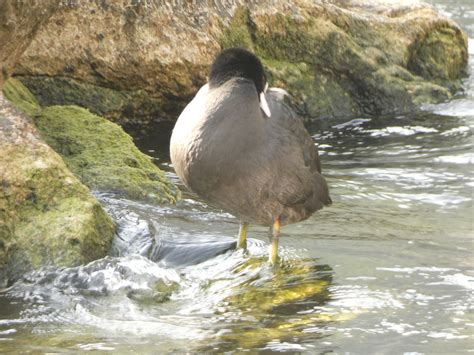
[1, 144, 115, 275]
[0, 92, 115, 285]
[2, 77, 41, 117]
[3, 78, 180, 204]
[34, 105, 180, 203]
[217, 4, 467, 119]
[408, 22, 468, 87]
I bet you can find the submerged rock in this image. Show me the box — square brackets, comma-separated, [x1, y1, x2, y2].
[0, 92, 115, 285]
[14, 0, 467, 125]
[3, 78, 180, 204]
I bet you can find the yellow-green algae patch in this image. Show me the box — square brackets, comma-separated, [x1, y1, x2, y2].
[2, 77, 41, 117]
[228, 257, 330, 312]
[3, 78, 180, 204]
[195, 257, 355, 351]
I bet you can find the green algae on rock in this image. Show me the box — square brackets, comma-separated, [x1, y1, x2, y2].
[35, 105, 180, 203]
[0, 92, 115, 285]
[3, 78, 180, 204]
[194, 258, 353, 352]
[2, 76, 41, 117]
[219, 2, 466, 119]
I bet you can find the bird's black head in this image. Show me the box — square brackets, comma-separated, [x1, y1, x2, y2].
[208, 48, 267, 94]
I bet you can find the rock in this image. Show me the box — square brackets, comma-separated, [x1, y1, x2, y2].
[0, 0, 60, 87]
[3, 78, 180, 204]
[0, 91, 115, 285]
[0, 0, 119, 286]
[14, 0, 467, 125]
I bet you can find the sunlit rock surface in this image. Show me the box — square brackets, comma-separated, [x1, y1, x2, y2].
[0, 0, 59, 87]
[14, 0, 468, 126]
[0, 92, 115, 285]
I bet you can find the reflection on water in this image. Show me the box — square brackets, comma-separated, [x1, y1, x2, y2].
[1, 0, 473, 352]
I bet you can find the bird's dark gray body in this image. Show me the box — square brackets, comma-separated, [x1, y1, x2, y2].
[170, 77, 330, 227]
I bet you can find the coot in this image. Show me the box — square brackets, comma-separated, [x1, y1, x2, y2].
[170, 48, 331, 264]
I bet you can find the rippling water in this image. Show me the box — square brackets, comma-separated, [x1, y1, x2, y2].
[1, 1, 473, 353]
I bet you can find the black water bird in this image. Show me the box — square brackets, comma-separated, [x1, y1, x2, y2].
[170, 48, 331, 263]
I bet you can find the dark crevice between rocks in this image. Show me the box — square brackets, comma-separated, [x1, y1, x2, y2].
[15, 75, 185, 131]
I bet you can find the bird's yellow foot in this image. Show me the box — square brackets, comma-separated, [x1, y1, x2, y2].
[237, 221, 249, 249]
[269, 218, 280, 265]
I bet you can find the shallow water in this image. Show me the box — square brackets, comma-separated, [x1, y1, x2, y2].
[1, 1, 473, 353]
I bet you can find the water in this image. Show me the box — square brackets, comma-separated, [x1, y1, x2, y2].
[1, 1, 473, 353]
